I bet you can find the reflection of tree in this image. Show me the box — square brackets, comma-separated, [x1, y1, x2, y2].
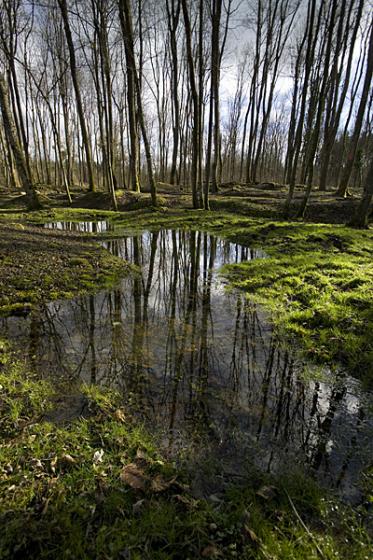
[29, 308, 43, 372]
[335, 405, 365, 491]
[88, 295, 96, 383]
[168, 231, 202, 433]
[161, 232, 218, 443]
[195, 235, 215, 395]
[230, 296, 243, 391]
[123, 233, 159, 401]
[309, 377, 347, 473]
[131, 235, 143, 379]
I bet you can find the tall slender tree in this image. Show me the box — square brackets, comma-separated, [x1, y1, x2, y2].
[57, 0, 96, 192]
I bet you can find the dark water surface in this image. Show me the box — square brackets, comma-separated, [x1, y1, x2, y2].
[2, 226, 372, 502]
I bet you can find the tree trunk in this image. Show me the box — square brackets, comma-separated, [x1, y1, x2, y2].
[338, 21, 373, 197]
[57, 0, 96, 192]
[181, 0, 201, 209]
[210, 0, 223, 194]
[348, 158, 373, 228]
[167, 0, 181, 185]
[118, 0, 157, 206]
[118, 0, 140, 193]
[0, 72, 40, 209]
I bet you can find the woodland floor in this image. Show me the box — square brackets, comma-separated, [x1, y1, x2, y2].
[0, 180, 367, 224]
[0, 186, 372, 559]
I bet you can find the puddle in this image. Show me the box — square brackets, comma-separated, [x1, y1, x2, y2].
[44, 220, 110, 233]
[1, 228, 372, 502]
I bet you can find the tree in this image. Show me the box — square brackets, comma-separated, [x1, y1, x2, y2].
[338, 18, 373, 197]
[181, 0, 202, 208]
[118, 0, 157, 206]
[57, 0, 96, 192]
[0, 72, 40, 209]
[166, 0, 181, 185]
[349, 156, 373, 227]
[318, 0, 364, 192]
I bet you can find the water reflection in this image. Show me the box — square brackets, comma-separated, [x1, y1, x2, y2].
[1, 229, 372, 501]
[44, 220, 110, 233]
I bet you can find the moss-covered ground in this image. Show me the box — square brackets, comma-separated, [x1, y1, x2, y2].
[0, 203, 372, 558]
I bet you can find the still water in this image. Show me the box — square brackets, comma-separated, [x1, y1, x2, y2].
[1, 226, 372, 502]
[44, 220, 110, 233]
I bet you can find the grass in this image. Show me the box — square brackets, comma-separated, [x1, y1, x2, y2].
[0, 339, 371, 559]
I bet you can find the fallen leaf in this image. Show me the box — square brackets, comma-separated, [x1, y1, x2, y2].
[93, 449, 104, 464]
[256, 485, 277, 501]
[150, 474, 176, 493]
[132, 498, 145, 514]
[31, 458, 43, 469]
[48, 477, 58, 487]
[241, 509, 251, 524]
[113, 409, 126, 423]
[60, 453, 76, 466]
[174, 494, 192, 506]
[201, 544, 220, 557]
[41, 497, 51, 516]
[208, 494, 222, 504]
[50, 455, 58, 474]
[135, 448, 149, 462]
[243, 525, 259, 544]
[120, 463, 147, 490]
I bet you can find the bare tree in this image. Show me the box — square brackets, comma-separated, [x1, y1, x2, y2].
[349, 156, 373, 227]
[0, 72, 40, 208]
[181, 0, 202, 208]
[57, 0, 96, 192]
[338, 17, 373, 197]
[118, 0, 157, 206]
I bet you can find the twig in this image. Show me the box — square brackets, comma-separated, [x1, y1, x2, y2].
[284, 489, 327, 559]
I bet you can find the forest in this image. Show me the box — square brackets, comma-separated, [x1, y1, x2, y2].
[0, 0, 372, 558]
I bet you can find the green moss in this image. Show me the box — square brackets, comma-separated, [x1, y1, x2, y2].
[224, 247, 373, 384]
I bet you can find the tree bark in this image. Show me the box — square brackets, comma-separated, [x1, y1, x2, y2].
[167, 0, 181, 185]
[348, 157, 373, 228]
[181, 0, 201, 208]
